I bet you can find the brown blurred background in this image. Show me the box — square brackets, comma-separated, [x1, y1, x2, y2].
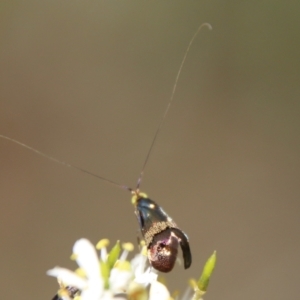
[0, 1, 299, 299]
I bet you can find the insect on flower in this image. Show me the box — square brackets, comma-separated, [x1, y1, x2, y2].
[0, 23, 211, 274]
[51, 285, 79, 300]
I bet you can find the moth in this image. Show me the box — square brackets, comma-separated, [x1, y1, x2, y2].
[1, 23, 211, 281]
[132, 192, 191, 272]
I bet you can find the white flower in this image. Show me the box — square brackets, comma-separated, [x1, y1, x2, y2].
[109, 242, 157, 292]
[131, 245, 158, 286]
[149, 280, 171, 300]
[47, 238, 158, 300]
[47, 237, 213, 300]
[47, 268, 87, 290]
[47, 238, 103, 300]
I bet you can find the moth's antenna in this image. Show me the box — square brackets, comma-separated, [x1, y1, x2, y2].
[0, 134, 132, 192]
[136, 23, 212, 190]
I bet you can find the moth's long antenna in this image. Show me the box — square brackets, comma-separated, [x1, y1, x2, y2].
[1, 23, 211, 194]
[136, 23, 212, 190]
[0, 135, 132, 192]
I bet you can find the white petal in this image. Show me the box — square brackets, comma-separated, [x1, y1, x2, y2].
[73, 239, 104, 298]
[99, 290, 115, 300]
[47, 267, 87, 290]
[81, 289, 113, 300]
[109, 268, 132, 292]
[134, 268, 157, 287]
[73, 239, 101, 279]
[131, 253, 147, 277]
[80, 289, 100, 300]
[149, 280, 170, 300]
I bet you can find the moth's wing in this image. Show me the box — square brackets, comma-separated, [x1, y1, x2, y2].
[171, 228, 192, 269]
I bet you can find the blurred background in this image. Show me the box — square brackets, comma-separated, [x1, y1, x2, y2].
[0, 1, 299, 299]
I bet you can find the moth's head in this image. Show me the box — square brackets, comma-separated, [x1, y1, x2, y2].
[131, 190, 148, 206]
